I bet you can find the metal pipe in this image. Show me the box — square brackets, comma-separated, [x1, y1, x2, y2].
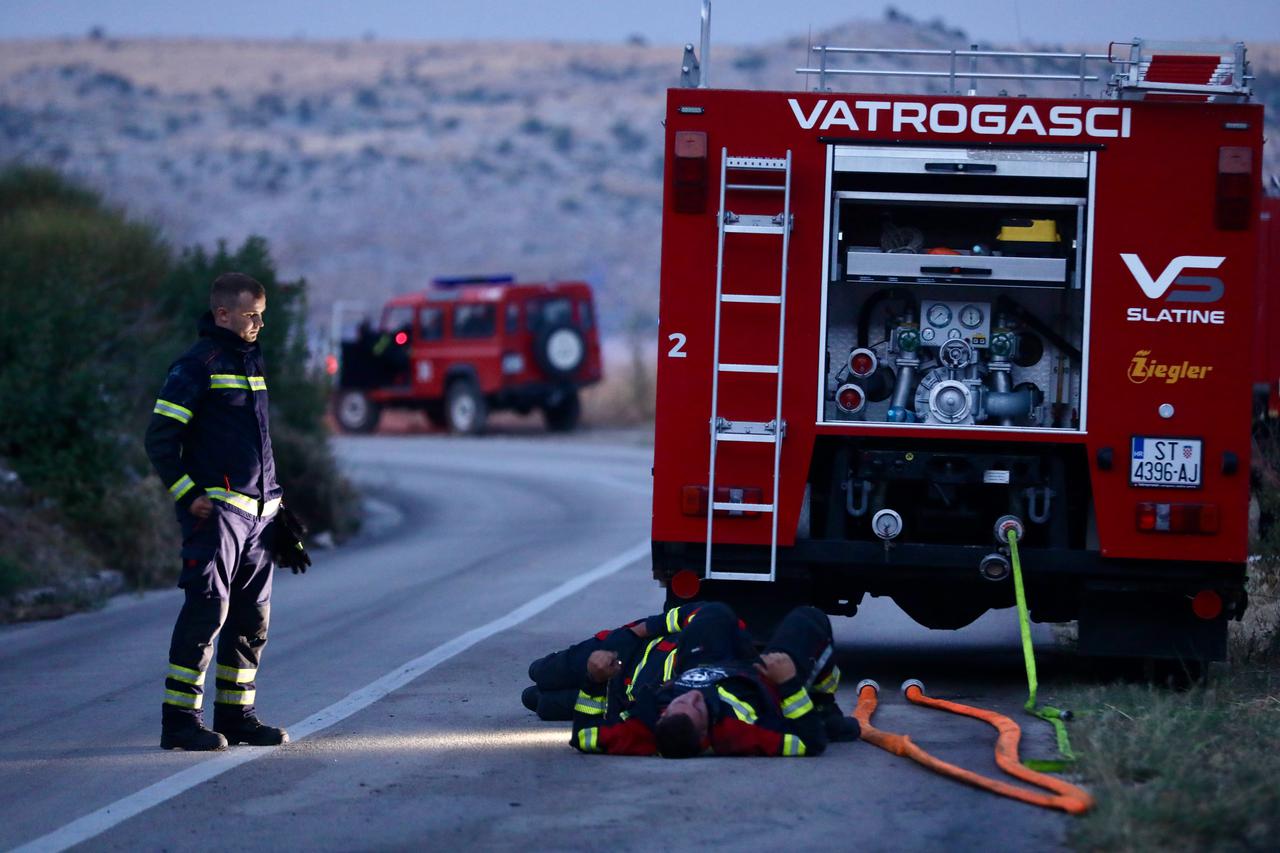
[699, 0, 711, 89]
[793, 68, 1101, 82]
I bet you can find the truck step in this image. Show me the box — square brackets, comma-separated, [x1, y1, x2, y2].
[711, 501, 773, 513]
[725, 156, 788, 171]
[704, 570, 775, 582]
[721, 293, 782, 304]
[724, 216, 787, 235]
[718, 362, 779, 374]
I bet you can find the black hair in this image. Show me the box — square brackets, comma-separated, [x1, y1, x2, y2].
[210, 272, 266, 311]
[655, 711, 703, 759]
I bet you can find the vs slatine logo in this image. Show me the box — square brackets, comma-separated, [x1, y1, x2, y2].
[1122, 253, 1227, 326]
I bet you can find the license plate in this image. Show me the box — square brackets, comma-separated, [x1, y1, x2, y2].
[1130, 437, 1202, 488]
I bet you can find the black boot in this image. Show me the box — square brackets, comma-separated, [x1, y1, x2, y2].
[161, 706, 228, 751]
[521, 685, 541, 713]
[213, 709, 289, 746]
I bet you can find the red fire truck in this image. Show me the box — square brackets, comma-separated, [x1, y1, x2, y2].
[651, 25, 1264, 663]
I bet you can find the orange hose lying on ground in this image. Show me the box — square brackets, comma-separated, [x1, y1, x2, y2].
[854, 681, 1093, 815]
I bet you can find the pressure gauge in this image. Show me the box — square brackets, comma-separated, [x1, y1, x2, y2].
[959, 305, 984, 329]
[926, 304, 952, 327]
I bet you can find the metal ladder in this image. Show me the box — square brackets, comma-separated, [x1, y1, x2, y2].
[705, 149, 793, 582]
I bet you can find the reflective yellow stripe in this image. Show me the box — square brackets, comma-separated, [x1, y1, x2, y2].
[782, 734, 807, 756]
[164, 689, 202, 709]
[662, 648, 676, 681]
[781, 688, 814, 720]
[665, 608, 681, 633]
[153, 399, 193, 424]
[813, 665, 840, 696]
[717, 687, 757, 723]
[167, 663, 205, 686]
[209, 374, 267, 391]
[205, 489, 281, 518]
[627, 637, 662, 700]
[574, 691, 606, 716]
[209, 374, 252, 390]
[216, 664, 257, 684]
[169, 475, 196, 501]
[215, 689, 256, 705]
[576, 727, 601, 752]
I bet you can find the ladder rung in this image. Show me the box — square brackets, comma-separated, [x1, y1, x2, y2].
[712, 501, 774, 513]
[716, 433, 778, 443]
[721, 293, 781, 304]
[725, 222, 786, 235]
[719, 363, 779, 374]
[705, 570, 774, 582]
[725, 156, 787, 171]
[725, 183, 786, 192]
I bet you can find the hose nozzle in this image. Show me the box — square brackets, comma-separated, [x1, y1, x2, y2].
[994, 514, 1024, 544]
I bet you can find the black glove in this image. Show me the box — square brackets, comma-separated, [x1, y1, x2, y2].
[272, 506, 312, 574]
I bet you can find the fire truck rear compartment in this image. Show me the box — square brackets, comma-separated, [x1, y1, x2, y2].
[822, 145, 1088, 430]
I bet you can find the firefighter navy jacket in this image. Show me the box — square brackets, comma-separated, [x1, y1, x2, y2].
[145, 312, 282, 520]
[572, 661, 828, 757]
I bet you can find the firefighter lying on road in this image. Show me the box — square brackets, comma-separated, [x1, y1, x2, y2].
[566, 603, 858, 757]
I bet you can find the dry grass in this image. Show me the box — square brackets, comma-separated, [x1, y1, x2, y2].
[1057, 561, 1280, 851]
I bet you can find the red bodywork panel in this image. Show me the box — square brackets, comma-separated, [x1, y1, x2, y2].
[1254, 196, 1280, 415]
[653, 88, 1263, 565]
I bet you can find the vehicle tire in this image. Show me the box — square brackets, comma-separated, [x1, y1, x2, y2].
[445, 379, 487, 435]
[334, 389, 381, 434]
[534, 323, 586, 380]
[543, 389, 581, 432]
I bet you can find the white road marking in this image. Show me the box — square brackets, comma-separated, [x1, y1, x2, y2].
[13, 540, 651, 853]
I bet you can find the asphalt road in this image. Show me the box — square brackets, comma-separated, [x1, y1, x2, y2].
[0, 432, 1074, 852]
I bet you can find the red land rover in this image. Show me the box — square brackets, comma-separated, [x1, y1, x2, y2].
[333, 276, 603, 434]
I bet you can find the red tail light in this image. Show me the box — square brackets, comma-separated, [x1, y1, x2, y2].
[1215, 146, 1252, 230]
[673, 131, 708, 215]
[1191, 589, 1223, 620]
[1135, 502, 1220, 534]
[671, 570, 701, 600]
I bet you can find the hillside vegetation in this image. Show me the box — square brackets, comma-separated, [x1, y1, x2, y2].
[2, 10, 1273, 337]
[0, 166, 358, 619]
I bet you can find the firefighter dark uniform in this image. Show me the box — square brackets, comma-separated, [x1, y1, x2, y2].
[145, 311, 286, 748]
[571, 604, 851, 757]
[523, 606, 702, 720]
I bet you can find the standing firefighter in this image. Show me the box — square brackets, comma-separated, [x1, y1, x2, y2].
[145, 272, 311, 751]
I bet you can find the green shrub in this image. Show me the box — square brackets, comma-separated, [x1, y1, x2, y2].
[0, 165, 358, 597]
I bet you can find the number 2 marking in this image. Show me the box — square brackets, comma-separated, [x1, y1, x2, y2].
[667, 332, 687, 358]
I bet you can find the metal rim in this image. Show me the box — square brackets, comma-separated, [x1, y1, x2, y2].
[337, 391, 368, 427]
[545, 327, 585, 372]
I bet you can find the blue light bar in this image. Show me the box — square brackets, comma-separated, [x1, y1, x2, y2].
[431, 275, 515, 288]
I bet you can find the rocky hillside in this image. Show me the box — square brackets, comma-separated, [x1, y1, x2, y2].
[1, 11, 1276, 335]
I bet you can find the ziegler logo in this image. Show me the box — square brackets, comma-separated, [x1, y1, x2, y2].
[1122, 253, 1226, 325]
[1127, 350, 1214, 385]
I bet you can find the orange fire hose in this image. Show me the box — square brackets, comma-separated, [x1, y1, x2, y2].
[853, 680, 1093, 815]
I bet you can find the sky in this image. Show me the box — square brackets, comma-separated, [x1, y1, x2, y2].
[1, 1, 1276, 47]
